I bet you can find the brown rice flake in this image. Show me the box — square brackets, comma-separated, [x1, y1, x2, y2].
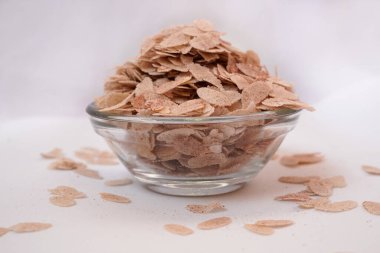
[244, 224, 274, 235]
[100, 192, 131, 204]
[197, 217, 232, 230]
[315, 200, 358, 212]
[41, 148, 63, 159]
[164, 224, 193, 236]
[10, 222, 52, 233]
[362, 201, 380, 215]
[362, 165, 380, 175]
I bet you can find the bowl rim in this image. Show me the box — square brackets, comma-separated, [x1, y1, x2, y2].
[86, 102, 301, 124]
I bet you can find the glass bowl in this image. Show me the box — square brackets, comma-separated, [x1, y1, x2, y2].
[86, 103, 300, 196]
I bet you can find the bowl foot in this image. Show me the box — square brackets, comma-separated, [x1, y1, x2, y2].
[133, 173, 251, 196]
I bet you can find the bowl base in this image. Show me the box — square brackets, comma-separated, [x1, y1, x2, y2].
[145, 182, 245, 196]
[133, 172, 254, 196]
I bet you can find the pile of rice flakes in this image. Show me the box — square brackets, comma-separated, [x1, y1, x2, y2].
[94, 20, 314, 178]
[96, 19, 312, 115]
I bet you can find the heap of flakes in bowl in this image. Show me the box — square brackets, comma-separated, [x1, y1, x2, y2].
[94, 19, 313, 177]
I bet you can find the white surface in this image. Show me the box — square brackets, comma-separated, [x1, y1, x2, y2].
[1, 92, 380, 252]
[1, 0, 380, 252]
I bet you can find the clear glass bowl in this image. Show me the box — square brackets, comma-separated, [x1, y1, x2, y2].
[86, 103, 300, 196]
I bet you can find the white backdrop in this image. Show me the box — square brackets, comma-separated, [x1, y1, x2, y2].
[1, 0, 380, 120]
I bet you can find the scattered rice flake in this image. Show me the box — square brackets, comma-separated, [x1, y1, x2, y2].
[323, 176, 347, 188]
[0, 227, 9, 236]
[41, 148, 63, 159]
[49, 195, 76, 207]
[363, 201, 380, 215]
[278, 176, 320, 184]
[306, 179, 333, 197]
[74, 168, 103, 180]
[298, 197, 330, 209]
[362, 165, 380, 175]
[244, 224, 274, 235]
[255, 220, 294, 228]
[104, 178, 133, 186]
[75, 147, 118, 165]
[164, 224, 193, 236]
[275, 192, 312, 202]
[48, 158, 86, 170]
[10, 222, 52, 233]
[49, 185, 86, 199]
[315, 200, 358, 212]
[197, 217, 232, 230]
[280, 153, 324, 167]
[100, 192, 131, 204]
[186, 202, 225, 214]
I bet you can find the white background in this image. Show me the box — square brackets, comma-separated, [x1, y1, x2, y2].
[1, 0, 380, 252]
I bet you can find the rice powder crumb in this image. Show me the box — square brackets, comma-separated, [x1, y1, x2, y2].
[315, 200, 358, 212]
[186, 202, 225, 214]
